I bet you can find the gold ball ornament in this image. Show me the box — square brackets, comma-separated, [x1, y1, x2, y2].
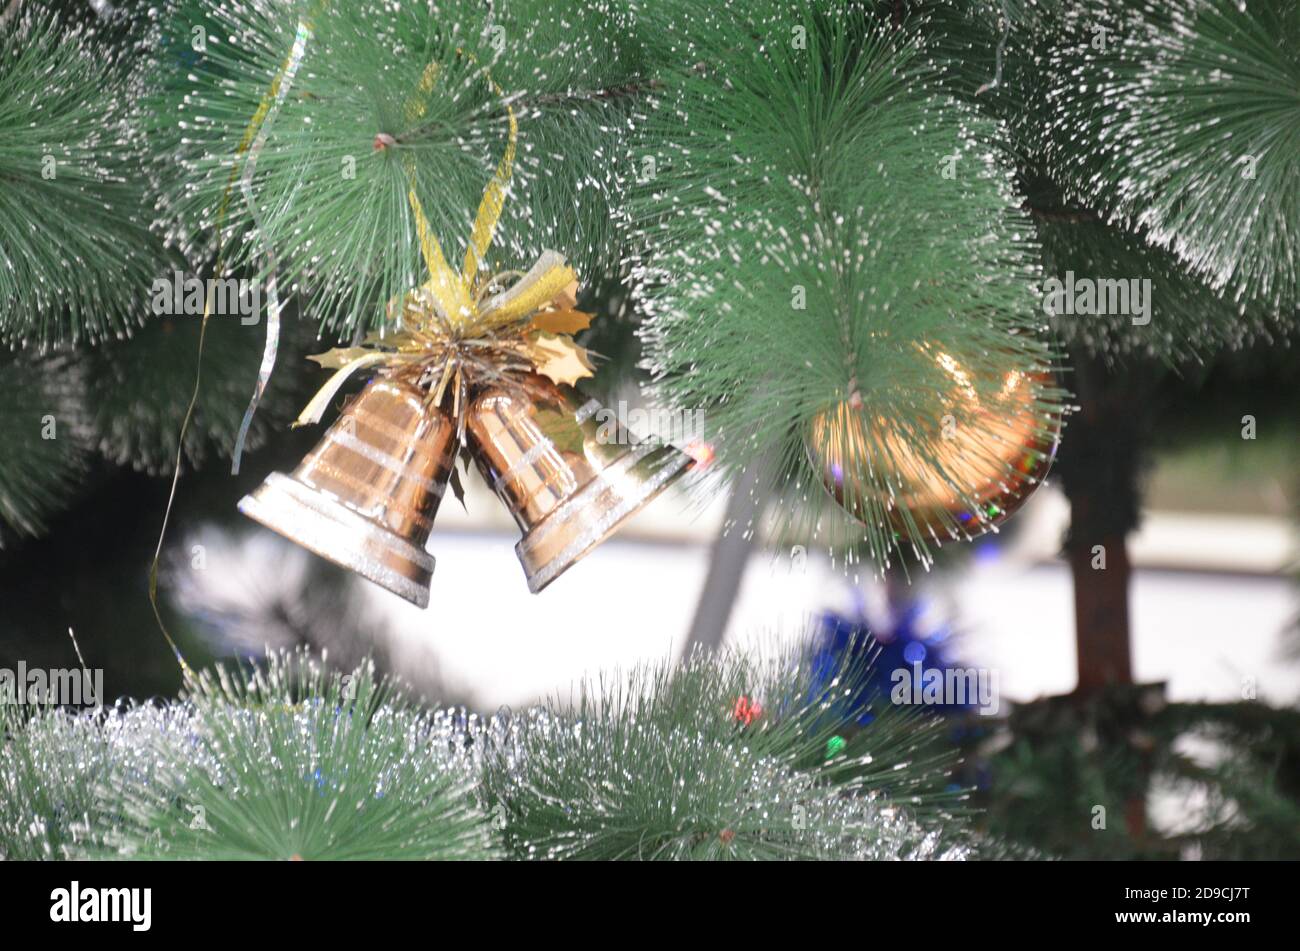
[806, 361, 1061, 543]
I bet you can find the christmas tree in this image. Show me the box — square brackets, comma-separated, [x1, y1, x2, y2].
[0, 0, 1296, 861]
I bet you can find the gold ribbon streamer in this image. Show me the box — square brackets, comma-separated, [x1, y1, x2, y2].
[477, 250, 576, 330]
[395, 50, 520, 331]
[231, 20, 312, 475]
[296, 352, 393, 427]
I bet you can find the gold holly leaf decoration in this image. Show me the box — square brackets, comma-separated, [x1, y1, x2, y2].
[527, 331, 596, 387]
[530, 307, 592, 336]
[555, 279, 581, 310]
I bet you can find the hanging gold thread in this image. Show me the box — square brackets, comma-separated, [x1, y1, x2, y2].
[148, 20, 315, 676]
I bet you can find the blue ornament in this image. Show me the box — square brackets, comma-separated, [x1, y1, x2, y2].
[808, 601, 972, 726]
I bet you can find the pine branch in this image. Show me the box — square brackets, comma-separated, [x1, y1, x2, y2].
[1041, 0, 1300, 311]
[4, 642, 985, 862]
[925, 0, 1296, 363]
[0, 699, 192, 860]
[630, 0, 1066, 572]
[481, 641, 972, 860]
[101, 654, 497, 861]
[516, 78, 663, 108]
[0, 9, 161, 346]
[0, 353, 90, 543]
[141, 0, 648, 339]
[1021, 202, 1097, 225]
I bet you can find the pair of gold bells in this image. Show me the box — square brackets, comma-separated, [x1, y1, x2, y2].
[238, 372, 692, 607]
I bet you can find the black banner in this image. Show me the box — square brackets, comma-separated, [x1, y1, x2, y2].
[0, 859, 1286, 938]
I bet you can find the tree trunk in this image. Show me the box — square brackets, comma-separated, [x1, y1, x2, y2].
[682, 465, 766, 655]
[1067, 529, 1133, 692]
[1057, 350, 1151, 696]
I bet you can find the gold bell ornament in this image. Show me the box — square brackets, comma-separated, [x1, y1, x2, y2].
[466, 373, 691, 593]
[238, 377, 457, 608]
[234, 52, 691, 604]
